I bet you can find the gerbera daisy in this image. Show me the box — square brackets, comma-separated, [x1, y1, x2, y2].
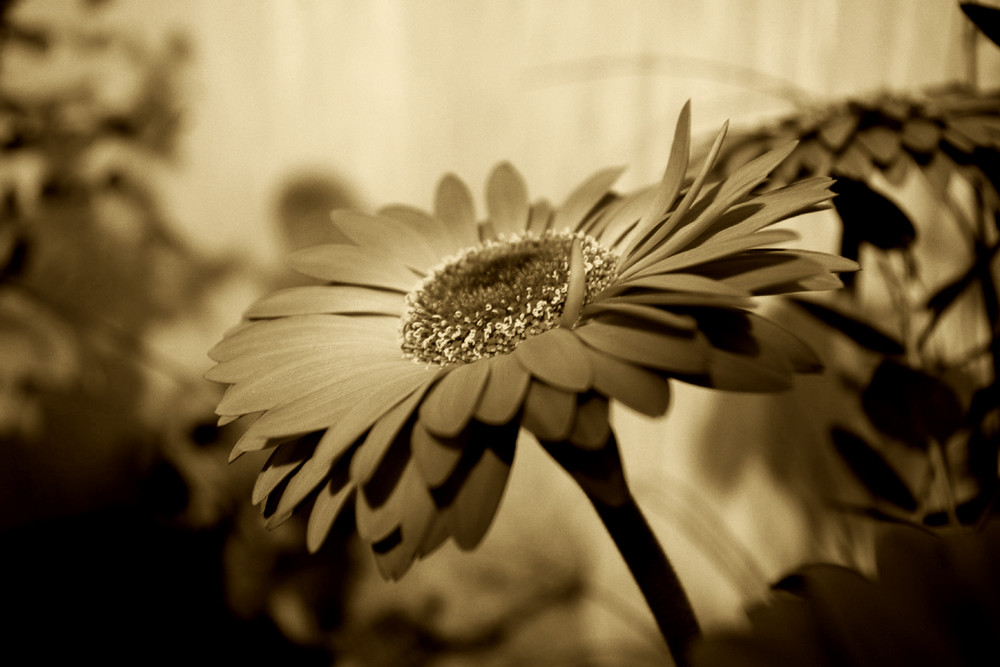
[207, 102, 856, 584]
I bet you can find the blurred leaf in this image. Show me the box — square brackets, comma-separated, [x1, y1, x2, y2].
[926, 265, 978, 318]
[791, 298, 905, 355]
[861, 361, 964, 449]
[965, 383, 1000, 430]
[962, 3, 1000, 49]
[831, 426, 918, 512]
[831, 177, 916, 251]
[969, 147, 1000, 196]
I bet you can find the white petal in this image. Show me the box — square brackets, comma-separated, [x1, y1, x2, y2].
[244, 285, 404, 319]
[288, 244, 420, 292]
[434, 173, 480, 249]
[486, 162, 530, 237]
[330, 210, 441, 271]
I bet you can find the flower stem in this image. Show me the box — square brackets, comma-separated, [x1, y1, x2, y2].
[543, 433, 701, 666]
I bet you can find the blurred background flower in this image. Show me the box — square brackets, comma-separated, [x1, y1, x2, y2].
[690, 519, 1000, 666]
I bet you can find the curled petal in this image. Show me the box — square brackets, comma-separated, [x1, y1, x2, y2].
[514, 328, 593, 392]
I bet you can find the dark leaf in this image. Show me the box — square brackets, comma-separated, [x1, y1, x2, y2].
[966, 416, 1000, 488]
[791, 298, 906, 355]
[965, 383, 1000, 430]
[861, 361, 964, 449]
[969, 147, 1000, 196]
[831, 177, 916, 251]
[962, 3, 1000, 49]
[830, 426, 918, 511]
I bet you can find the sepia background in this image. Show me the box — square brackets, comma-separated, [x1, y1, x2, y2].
[3, 0, 1000, 665]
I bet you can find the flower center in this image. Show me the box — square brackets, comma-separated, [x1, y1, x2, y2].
[399, 231, 617, 365]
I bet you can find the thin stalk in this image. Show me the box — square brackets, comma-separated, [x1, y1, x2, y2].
[544, 434, 701, 666]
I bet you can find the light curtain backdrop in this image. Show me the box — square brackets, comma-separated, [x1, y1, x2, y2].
[105, 0, 1000, 653]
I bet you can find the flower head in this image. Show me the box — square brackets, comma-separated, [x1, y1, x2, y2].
[207, 102, 857, 579]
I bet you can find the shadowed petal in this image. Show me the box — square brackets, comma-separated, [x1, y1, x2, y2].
[244, 285, 404, 319]
[445, 442, 514, 550]
[419, 359, 491, 438]
[708, 250, 856, 295]
[474, 354, 531, 425]
[588, 349, 671, 416]
[271, 369, 438, 512]
[624, 228, 800, 280]
[710, 177, 834, 243]
[251, 434, 321, 506]
[598, 273, 752, 300]
[486, 162, 530, 237]
[371, 464, 442, 580]
[514, 328, 593, 392]
[227, 429, 278, 462]
[569, 393, 611, 450]
[521, 380, 576, 442]
[306, 474, 355, 553]
[580, 302, 698, 331]
[412, 420, 466, 489]
[576, 319, 710, 374]
[350, 378, 439, 485]
[288, 244, 420, 291]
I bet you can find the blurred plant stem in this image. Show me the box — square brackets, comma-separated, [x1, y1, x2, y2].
[544, 432, 701, 667]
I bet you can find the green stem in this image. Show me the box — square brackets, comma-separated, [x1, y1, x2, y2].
[544, 434, 701, 666]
